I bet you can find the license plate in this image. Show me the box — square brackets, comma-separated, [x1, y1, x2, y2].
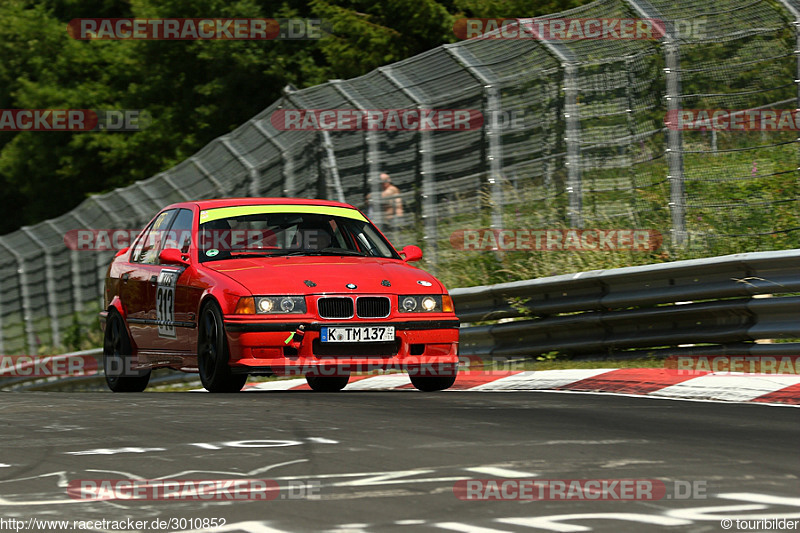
[321, 326, 395, 343]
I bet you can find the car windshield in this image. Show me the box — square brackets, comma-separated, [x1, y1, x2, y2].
[197, 209, 400, 262]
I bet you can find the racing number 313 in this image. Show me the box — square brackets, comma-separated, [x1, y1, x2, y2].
[156, 269, 179, 338]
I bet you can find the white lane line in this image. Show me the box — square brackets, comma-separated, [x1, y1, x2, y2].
[650, 373, 800, 402]
[436, 523, 513, 533]
[465, 466, 537, 478]
[470, 369, 615, 391]
[497, 513, 692, 532]
[344, 374, 411, 390]
[246, 378, 308, 391]
[718, 492, 800, 507]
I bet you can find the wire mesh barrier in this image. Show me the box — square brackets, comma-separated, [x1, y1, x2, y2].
[0, 0, 798, 354]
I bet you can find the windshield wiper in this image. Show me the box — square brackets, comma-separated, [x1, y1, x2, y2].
[272, 249, 369, 257]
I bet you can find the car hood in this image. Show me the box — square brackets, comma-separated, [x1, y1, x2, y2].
[204, 256, 445, 295]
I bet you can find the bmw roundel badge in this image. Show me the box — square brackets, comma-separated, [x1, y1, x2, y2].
[346, 283, 357, 289]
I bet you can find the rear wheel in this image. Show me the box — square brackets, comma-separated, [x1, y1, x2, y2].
[410, 374, 456, 392]
[103, 312, 150, 392]
[198, 302, 247, 393]
[306, 374, 350, 392]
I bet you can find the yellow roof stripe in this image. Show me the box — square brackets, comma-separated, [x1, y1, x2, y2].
[199, 205, 367, 224]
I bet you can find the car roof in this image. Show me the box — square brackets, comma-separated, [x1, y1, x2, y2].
[162, 197, 359, 211]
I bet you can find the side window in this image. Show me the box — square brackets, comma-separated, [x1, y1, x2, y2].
[163, 208, 194, 255]
[129, 220, 155, 263]
[135, 209, 177, 264]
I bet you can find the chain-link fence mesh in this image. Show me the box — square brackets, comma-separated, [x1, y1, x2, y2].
[0, 0, 797, 353]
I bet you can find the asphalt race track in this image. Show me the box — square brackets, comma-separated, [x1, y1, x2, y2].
[0, 391, 798, 532]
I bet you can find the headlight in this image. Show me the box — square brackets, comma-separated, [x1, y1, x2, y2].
[254, 296, 306, 314]
[399, 295, 444, 313]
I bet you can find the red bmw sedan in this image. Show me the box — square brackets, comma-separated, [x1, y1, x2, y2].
[100, 198, 459, 392]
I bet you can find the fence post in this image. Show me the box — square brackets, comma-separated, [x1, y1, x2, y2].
[563, 62, 583, 228]
[133, 181, 164, 214]
[20, 227, 61, 348]
[329, 80, 384, 227]
[512, 22, 584, 227]
[775, 0, 800, 167]
[0, 239, 36, 353]
[47, 219, 85, 316]
[191, 157, 227, 197]
[91, 196, 128, 310]
[444, 45, 505, 246]
[220, 137, 261, 197]
[159, 172, 192, 201]
[377, 66, 438, 267]
[624, 0, 686, 246]
[282, 88, 346, 203]
[249, 117, 296, 197]
[664, 43, 686, 246]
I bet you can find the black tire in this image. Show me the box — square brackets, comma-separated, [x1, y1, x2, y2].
[306, 374, 350, 392]
[103, 312, 150, 392]
[410, 374, 456, 392]
[198, 301, 247, 393]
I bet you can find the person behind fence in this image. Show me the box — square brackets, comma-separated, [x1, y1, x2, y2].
[366, 172, 404, 223]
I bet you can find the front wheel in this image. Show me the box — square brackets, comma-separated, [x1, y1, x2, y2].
[410, 374, 456, 392]
[198, 302, 247, 393]
[103, 312, 150, 392]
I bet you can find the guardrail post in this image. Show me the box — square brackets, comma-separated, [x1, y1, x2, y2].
[20, 227, 61, 348]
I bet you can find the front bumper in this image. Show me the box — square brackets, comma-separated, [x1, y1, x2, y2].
[223, 318, 459, 376]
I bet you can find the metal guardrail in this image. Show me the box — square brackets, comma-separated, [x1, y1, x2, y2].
[452, 249, 800, 359]
[2, 249, 798, 391]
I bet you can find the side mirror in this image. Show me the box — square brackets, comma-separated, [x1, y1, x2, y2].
[114, 246, 129, 258]
[159, 247, 189, 266]
[401, 245, 423, 263]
